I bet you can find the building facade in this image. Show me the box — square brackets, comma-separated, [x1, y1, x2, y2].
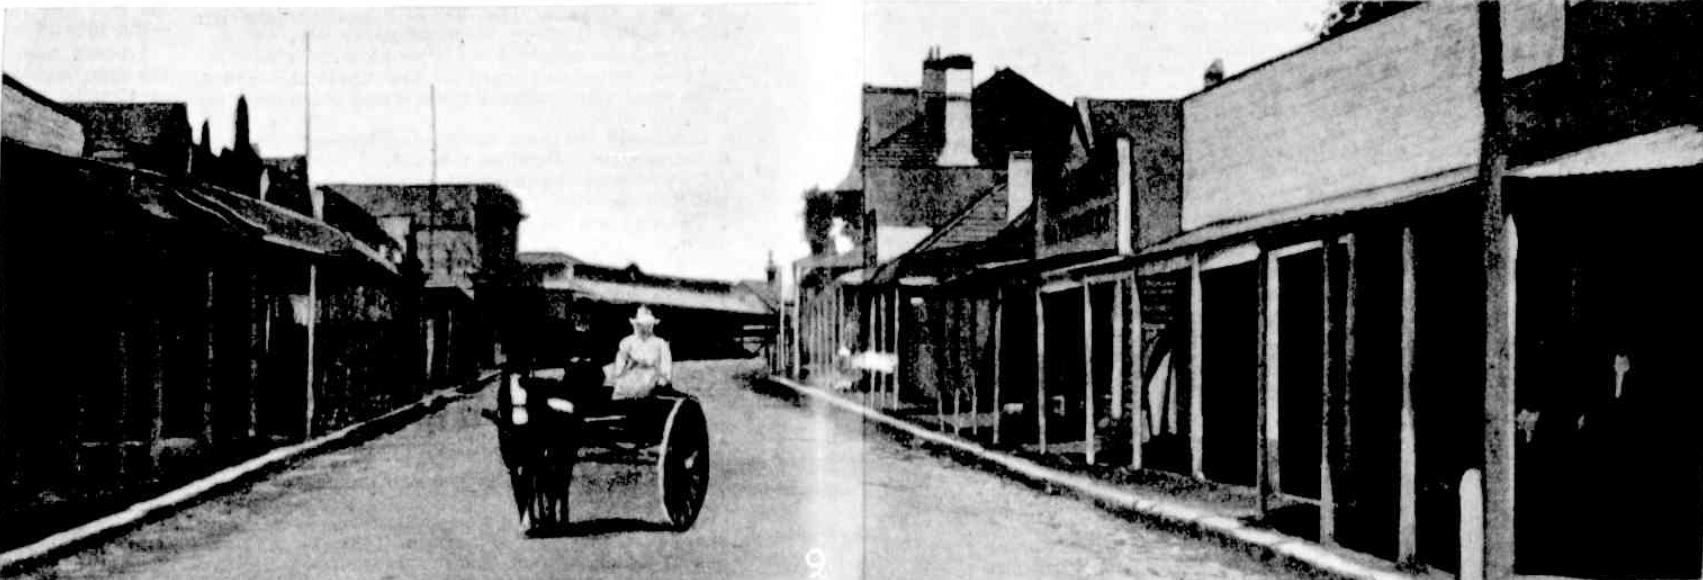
[779, 4, 1702, 578]
[1, 75, 424, 553]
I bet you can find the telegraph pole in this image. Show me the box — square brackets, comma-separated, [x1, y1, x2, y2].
[302, 30, 319, 438]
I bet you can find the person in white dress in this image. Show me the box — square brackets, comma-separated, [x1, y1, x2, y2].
[604, 306, 673, 399]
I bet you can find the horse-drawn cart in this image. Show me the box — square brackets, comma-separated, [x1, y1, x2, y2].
[482, 364, 709, 536]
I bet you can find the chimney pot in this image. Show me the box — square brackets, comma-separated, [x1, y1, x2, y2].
[1204, 58, 1226, 88]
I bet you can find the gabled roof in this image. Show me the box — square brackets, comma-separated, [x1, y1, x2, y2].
[869, 180, 1024, 285]
[839, 66, 1074, 229]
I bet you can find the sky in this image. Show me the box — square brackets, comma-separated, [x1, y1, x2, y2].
[2, 2, 1332, 283]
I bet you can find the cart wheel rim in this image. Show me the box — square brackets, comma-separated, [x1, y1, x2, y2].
[657, 399, 709, 530]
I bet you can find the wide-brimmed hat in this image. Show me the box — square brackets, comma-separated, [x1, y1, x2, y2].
[629, 306, 661, 326]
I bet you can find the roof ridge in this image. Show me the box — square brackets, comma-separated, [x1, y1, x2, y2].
[872, 180, 1009, 281]
[866, 115, 929, 154]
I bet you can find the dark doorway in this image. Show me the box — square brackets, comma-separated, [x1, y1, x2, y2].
[1510, 172, 1703, 578]
[1088, 282, 1120, 464]
[1335, 229, 1402, 561]
[1411, 198, 1483, 574]
[998, 287, 1039, 447]
[1277, 250, 1324, 501]
[1201, 262, 1258, 487]
[1042, 287, 1087, 450]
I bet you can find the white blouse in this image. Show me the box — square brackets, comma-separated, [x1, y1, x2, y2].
[609, 334, 673, 399]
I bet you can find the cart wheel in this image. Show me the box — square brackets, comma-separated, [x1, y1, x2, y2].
[657, 398, 709, 531]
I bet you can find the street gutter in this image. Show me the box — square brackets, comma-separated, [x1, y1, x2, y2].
[0, 370, 503, 575]
[761, 375, 1417, 580]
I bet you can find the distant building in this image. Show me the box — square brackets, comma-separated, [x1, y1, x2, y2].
[797, 49, 1077, 290]
[516, 252, 777, 366]
[260, 155, 311, 214]
[320, 183, 526, 373]
[319, 183, 523, 296]
[65, 101, 193, 178]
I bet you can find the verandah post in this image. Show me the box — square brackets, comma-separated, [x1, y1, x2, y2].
[1258, 249, 1278, 515]
[892, 288, 903, 409]
[992, 287, 1005, 446]
[1478, 2, 1517, 577]
[1188, 254, 1205, 479]
[1035, 288, 1048, 453]
[303, 261, 319, 439]
[1399, 225, 1419, 563]
[1128, 272, 1144, 470]
[1083, 282, 1096, 465]
[1320, 238, 1338, 545]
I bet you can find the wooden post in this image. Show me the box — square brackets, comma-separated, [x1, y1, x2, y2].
[878, 294, 892, 401]
[115, 289, 139, 484]
[1479, 4, 1517, 577]
[815, 296, 822, 373]
[1399, 225, 1419, 562]
[202, 267, 217, 447]
[807, 297, 816, 374]
[890, 291, 898, 406]
[1111, 280, 1125, 424]
[1083, 283, 1096, 465]
[1320, 238, 1338, 545]
[1258, 249, 1278, 515]
[245, 270, 260, 440]
[304, 263, 319, 438]
[148, 297, 165, 476]
[1035, 289, 1048, 453]
[992, 288, 1005, 446]
[1340, 234, 1361, 536]
[937, 300, 948, 433]
[791, 266, 802, 378]
[1189, 255, 1205, 478]
[863, 292, 874, 393]
[892, 289, 903, 409]
[1128, 273, 1144, 470]
[971, 298, 982, 439]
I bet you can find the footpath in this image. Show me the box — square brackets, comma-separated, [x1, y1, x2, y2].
[0, 371, 502, 576]
[762, 374, 1444, 580]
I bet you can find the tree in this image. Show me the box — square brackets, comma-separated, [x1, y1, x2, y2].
[1316, 1, 1420, 40]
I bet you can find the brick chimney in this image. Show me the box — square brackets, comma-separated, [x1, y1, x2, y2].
[922, 48, 976, 167]
[1007, 151, 1032, 222]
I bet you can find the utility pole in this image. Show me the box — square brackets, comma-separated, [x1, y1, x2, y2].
[430, 84, 438, 194]
[302, 30, 319, 439]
